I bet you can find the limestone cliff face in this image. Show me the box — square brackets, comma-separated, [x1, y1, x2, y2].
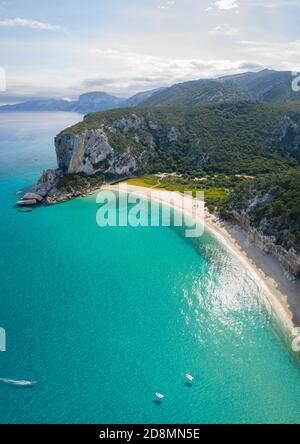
[228, 210, 300, 277]
[55, 127, 146, 177]
[27, 113, 155, 205]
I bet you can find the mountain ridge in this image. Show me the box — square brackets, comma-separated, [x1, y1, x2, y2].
[18, 97, 300, 275]
[2, 69, 299, 113]
[0, 87, 164, 113]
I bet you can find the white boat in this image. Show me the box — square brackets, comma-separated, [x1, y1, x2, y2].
[0, 378, 37, 387]
[155, 392, 164, 399]
[185, 374, 194, 382]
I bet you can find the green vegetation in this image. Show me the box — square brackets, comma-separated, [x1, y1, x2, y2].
[59, 99, 300, 257]
[141, 80, 248, 107]
[60, 101, 300, 176]
[150, 175, 231, 210]
[124, 170, 300, 253]
[57, 174, 104, 193]
[227, 170, 300, 253]
[125, 177, 160, 188]
[219, 70, 300, 104]
[125, 174, 244, 211]
[140, 70, 300, 106]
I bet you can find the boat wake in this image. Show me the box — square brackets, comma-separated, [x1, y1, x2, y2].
[0, 378, 36, 387]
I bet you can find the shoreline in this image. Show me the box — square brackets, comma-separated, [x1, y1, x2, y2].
[101, 183, 299, 344]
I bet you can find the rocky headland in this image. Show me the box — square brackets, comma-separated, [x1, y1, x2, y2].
[17, 102, 300, 278]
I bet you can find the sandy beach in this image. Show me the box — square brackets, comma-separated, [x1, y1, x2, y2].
[101, 183, 300, 341]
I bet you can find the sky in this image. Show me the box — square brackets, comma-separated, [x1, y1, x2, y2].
[0, 0, 299, 102]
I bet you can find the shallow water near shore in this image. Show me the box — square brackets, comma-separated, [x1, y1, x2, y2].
[0, 112, 300, 424]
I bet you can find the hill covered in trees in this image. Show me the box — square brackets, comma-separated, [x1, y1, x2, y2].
[3, 69, 300, 113]
[227, 170, 300, 255]
[140, 69, 300, 107]
[61, 100, 300, 176]
[53, 99, 300, 269]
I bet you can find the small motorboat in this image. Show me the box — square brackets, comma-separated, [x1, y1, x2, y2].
[185, 374, 194, 382]
[155, 392, 164, 400]
[0, 378, 37, 387]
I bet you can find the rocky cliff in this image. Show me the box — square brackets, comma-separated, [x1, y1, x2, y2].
[228, 210, 300, 277]
[52, 101, 300, 179]
[17, 102, 300, 279]
[15, 102, 300, 277]
[20, 101, 300, 205]
[20, 113, 154, 205]
[55, 127, 147, 177]
[226, 170, 300, 277]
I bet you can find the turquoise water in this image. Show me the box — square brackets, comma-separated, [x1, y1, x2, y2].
[0, 112, 300, 424]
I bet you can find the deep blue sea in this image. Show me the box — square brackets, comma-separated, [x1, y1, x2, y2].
[0, 112, 299, 424]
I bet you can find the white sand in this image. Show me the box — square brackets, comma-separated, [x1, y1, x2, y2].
[101, 184, 300, 337]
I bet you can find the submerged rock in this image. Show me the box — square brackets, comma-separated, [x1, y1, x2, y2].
[17, 199, 37, 206]
[18, 207, 33, 213]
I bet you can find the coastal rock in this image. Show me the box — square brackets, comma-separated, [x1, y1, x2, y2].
[36, 169, 61, 192]
[45, 194, 71, 205]
[23, 192, 43, 202]
[37, 190, 48, 198]
[17, 199, 37, 206]
[16, 168, 65, 207]
[35, 168, 62, 197]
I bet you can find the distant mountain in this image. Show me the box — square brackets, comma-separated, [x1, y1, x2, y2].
[1, 70, 299, 113]
[121, 87, 166, 107]
[0, 91, 125, 113]
[0, 98, 73, 112]
[0, 88, 163, 113]
[139, 79, 249, 107]
[73, 92, 125, 113]
[139, 69, 300, 107]
[219, 69, 300, 103]
[0, 88, 164, 114]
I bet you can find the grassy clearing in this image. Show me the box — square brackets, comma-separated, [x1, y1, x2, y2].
[124, 177, 158, 188]
[123, 175, 230, 211]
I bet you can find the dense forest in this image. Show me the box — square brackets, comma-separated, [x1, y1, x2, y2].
[61, 101, 300, 176]
[60, 99, 300, 257]
[227, 170, 300, 254]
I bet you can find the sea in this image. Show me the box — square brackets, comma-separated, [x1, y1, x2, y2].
[0, 112, 299, 424]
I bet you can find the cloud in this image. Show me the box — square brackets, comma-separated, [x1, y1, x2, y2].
[205, 0, 239, 13]
[215, 0, 239, 9]
[0, 17, 61, 30]
[82, 47, 263, 96]
[211, 0, 298, 10]
[240, 39, 300, 70]
[251, 0, 300, 7]
[158, 1, 175, 10]
[211, 24, 238, 36]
